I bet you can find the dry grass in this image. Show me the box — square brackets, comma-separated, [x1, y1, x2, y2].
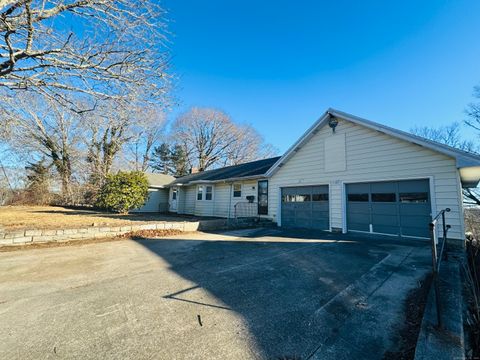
[0, 205, 181, 231]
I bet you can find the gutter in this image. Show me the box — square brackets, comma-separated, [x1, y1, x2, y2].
[168, 174, 267, 187]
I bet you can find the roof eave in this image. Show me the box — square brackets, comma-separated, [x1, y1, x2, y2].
[169, 174, 267, 187]
[266, 108, 480, 177]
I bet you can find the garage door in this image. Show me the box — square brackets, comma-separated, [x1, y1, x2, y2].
[281, 186, 329, 230]
[346, 179, 431, 238]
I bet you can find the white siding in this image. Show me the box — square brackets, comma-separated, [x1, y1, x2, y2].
[194, 185, 215, 217]
[269, 119, 465, 239]
[176, 186, 196, 215]
[212, 181, 258, 218]
[174, 180, 260, 218]
[132, 188, 169, 213]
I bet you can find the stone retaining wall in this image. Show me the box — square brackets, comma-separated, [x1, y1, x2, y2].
[0, 219, 229, 247]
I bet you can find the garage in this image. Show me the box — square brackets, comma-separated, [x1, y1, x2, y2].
[281, 185, 329, 230]
[346, 179, 431, 238]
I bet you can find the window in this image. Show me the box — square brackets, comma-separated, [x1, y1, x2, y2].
[233, 184, 242, 198]
[399, 192, 428, 203]
[258, 180, 268, 215]
[296, 194, 311, 202]
[197, 186, 203, 200]
[312, 193, 329, 201]
[348, 193, 369, 202]
[372, 193, 396, 202]
[282, 194, 295, 202]
[172, 188, 177, 200]
[205, 186, 213, 200]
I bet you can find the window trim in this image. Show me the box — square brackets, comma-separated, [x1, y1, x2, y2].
[197, 184, 214, 201]
[205, 185, 213, 201]
[233, 183, 242, 198]
[197, 185, 204, 201]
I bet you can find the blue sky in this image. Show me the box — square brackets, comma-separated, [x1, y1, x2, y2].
[164, 0, 480, 153]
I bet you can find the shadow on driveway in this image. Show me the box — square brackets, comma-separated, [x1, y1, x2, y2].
[132, 229, 431, 359]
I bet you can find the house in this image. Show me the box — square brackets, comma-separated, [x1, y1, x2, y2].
[162, 109, 480, 240]
[167, 157, 280, 218]
[132, 173, 175, 213]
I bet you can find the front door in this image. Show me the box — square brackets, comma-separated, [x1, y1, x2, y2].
[170, 187, 178, 212]
[258, 180, 268, 215]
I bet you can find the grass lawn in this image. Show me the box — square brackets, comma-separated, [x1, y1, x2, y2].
[0, 206, 180, 231]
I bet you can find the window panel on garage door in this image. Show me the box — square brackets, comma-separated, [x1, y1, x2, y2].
[281, 185, 329, 230]
[347, 183, 370, 232]
[346, 179, 431, 238]
[281, 187, 296, 227]
[311, 186, 329, 230]
[370, 181, 399, 235]
[398, 180, 431, 238]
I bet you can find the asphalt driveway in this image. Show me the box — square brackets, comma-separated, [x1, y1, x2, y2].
[0, 228, 431, 359]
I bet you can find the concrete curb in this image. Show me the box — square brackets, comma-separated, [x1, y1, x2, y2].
[414, 249, 465, 360]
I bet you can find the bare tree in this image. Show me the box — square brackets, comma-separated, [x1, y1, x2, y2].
[84, 99, 164, 185]
[1, 93, 82, 200]
[171, 107, 277, 171]
[126, 106, 166, 172]
[411, 122, 477, 153]
[464, 85, 480, 206]
[85, 101, 131, 186]
[0, 0, 171, 111]
[411, 121, 480, 206]
[225, 124, 278, 166]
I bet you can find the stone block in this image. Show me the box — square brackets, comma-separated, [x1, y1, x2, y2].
[184, 222, 199, 232]
[32, 236, 54, 243]
[25, 229, 42, 236]
[140, 224, 157, 230]
[4, 231, 26, 239]
[42, 229, 57, 236]
[13, 236, 33, 244]
[0, 238, 13, 246]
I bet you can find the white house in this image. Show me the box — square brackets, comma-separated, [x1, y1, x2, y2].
[160, 109, 480, 240]
[132, 173, 175, 213]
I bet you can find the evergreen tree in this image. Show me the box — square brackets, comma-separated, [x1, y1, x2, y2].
[170, 145, 189, 177]
[150, 143, 172, 174]
[25, 159, 51, 204]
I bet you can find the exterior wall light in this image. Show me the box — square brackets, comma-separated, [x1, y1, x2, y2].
[328, 115, 338, 133]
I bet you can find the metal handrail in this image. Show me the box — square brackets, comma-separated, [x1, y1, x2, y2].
[429, 207, 451, 328]
[234, 201, 258, 219]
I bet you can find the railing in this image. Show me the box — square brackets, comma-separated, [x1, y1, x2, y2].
[234, 201, 258, 219]
[429, 207, 451, 328]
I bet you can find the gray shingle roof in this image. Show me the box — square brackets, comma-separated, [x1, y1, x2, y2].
[144, 173, 176, 187]
[171, 157, 281, 185]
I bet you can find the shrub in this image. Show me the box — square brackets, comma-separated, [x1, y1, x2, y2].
[95, 171, 149, 214]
